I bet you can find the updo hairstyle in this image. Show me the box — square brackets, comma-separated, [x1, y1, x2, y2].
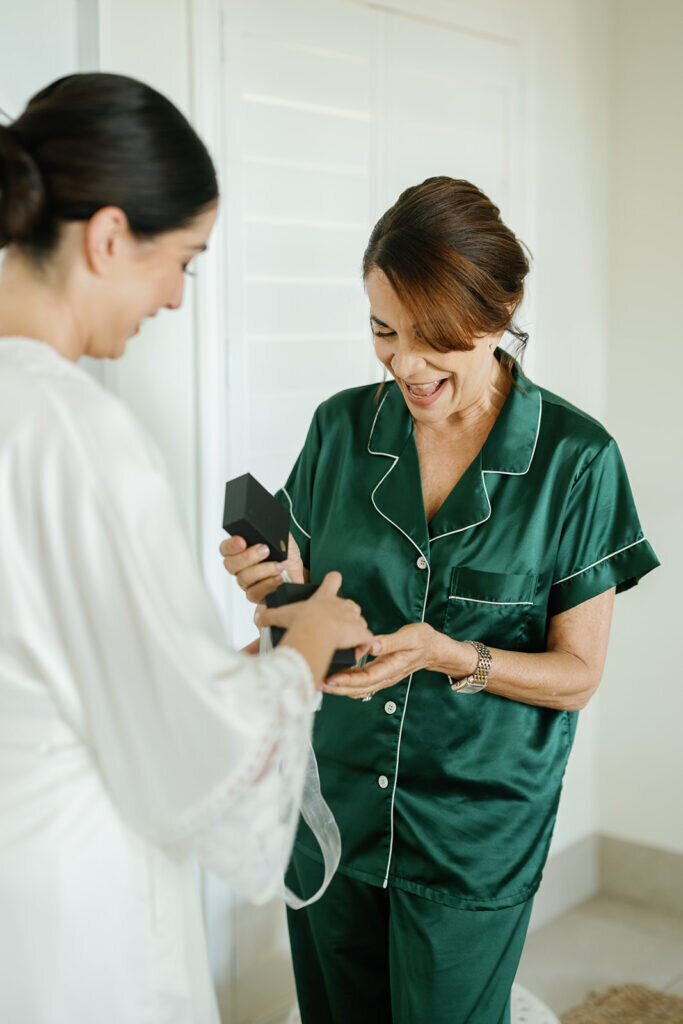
[363, 177, 531, 375]
[0, 73, 218, 260]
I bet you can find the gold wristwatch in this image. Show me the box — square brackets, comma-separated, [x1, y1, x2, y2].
[449, 641, 492, 694]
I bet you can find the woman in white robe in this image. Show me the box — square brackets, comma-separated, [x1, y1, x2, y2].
[0, 73, 372, 1023]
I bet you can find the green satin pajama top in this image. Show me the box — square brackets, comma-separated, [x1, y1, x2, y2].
[275, 363, 659, 910]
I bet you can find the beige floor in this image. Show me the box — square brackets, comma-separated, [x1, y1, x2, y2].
[515, 895, 683, 1017]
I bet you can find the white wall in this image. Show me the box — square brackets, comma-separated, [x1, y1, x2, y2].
[531, 0, 611, 420]
[0, 1, 79, 117]
[529, 0, 612, 855]
[600, 0, 683, 854]
[95, 0, 204, 545]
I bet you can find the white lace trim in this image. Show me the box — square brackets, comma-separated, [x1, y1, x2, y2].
[155, 646, 316, 902]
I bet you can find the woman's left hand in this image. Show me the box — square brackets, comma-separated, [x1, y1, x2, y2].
[322, 622, 444, 699]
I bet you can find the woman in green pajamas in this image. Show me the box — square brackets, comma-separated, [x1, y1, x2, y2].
[221, 177, 659, 1023]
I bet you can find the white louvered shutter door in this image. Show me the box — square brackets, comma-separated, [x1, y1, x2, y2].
[213, 4, 533, 1021]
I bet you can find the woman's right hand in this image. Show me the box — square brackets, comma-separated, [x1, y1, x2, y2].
[256, 572, 375, 684]
[219, 532, 305, 603]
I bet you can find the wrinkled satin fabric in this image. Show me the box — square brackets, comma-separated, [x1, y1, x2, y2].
[0, 338, 317, 1024]
[276, 357, 659, 910]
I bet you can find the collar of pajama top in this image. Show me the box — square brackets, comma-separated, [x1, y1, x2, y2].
[276, 355, 659, 910]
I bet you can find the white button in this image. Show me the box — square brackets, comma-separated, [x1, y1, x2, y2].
[378, 775, 389, 789]
[416, 555, 428, 569]
[384, 701, 397, 715]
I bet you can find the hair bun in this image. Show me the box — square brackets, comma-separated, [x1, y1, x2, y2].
[0, 125, 47, 247]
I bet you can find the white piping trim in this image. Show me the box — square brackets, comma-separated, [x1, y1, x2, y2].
[382, 562, 430, 890]
[369, 461, 426, 563]
[281, 486, 311, 540]
[369, 451, 430, 882]
[430, 393, 543, 544]
[430, 488, 491, 541]
[448, 595, 533, 606]
[368, 392, 431, 889]
[516, 388, 543, 472]
[367, 391, 391, 456]
[367, 393, 428, 566]
[366, 388, 541, 887]
[552, 537, 647, 586]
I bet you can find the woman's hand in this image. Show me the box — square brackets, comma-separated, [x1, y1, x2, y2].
[219, 532, 306, 603]
[241, 638, 260, 656]
[255, 572, 375, 687]
[255, 572, 374, 661]
[321, 622, 461, 700]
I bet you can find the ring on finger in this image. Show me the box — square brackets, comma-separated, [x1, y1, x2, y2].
[361, 690, 375, 702]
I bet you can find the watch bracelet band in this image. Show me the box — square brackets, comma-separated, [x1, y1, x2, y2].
[449, 640, 492, 693]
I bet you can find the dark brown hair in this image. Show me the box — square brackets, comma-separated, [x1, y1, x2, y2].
[0, 73, 218, 259]
[363, 177, 530, 375]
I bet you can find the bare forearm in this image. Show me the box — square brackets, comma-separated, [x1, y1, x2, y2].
[321, 592, 614, 708]
[279, 615, 335, 688]
[432, 633, 599, 711]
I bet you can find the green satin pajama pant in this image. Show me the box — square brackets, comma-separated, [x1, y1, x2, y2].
[286, 855, 534, 1024]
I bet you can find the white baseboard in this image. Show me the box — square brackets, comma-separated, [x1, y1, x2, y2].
[529, 835, 600, 933]
[529, 832, 683, 934]
[600, 834, 683, 916]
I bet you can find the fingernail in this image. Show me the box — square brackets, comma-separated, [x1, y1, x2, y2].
[258, 545, 270, 557]
[371, 642, 381, 655]
[326, 678, 339, 687]
[254, 612, 262, 626]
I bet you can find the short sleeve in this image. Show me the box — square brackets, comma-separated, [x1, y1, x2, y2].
[275, 407, 323, 569]
[549, 438, 660, 616]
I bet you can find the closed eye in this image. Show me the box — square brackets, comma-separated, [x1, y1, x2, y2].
[370, 317, 396, 338]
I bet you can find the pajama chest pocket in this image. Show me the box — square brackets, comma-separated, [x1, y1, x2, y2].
[443, 566, 537, 649]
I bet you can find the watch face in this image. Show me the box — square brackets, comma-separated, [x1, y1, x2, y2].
[451, 680, 486, 694]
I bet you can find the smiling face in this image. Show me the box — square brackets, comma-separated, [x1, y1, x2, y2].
[83, 201, 218, 358]
[366, 268, 505, 425]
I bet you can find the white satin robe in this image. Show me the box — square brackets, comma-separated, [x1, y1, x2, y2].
[0, 338, 315, 1023]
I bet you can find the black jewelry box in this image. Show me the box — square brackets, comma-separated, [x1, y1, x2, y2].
[265, 582, 357, 674]
[223, 473, 290, 563]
